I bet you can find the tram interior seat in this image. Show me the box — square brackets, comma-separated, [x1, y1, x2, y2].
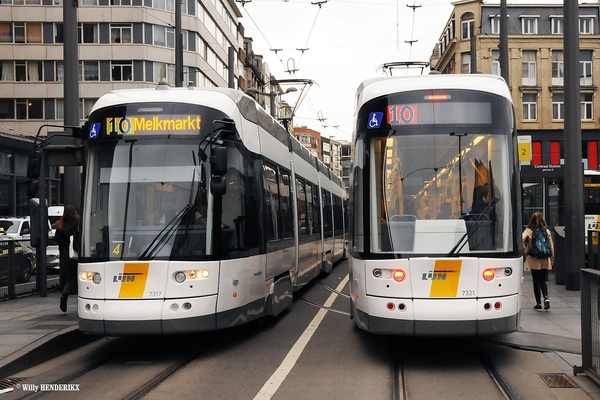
[461, 214, 494, 250]
[382, 215, 416, 252]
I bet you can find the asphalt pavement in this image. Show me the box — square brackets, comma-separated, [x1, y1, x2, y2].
[0, 269, 598, 398]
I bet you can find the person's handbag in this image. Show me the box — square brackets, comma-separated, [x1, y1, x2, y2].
[69, 234, 79, 259]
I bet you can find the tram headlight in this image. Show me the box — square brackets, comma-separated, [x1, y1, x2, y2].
[175, 271, 187, 283]
[174, 269, 210, 283]
[373, 269, 382, 278]
[504, 267, 513, 277]
[80, 271, 101, 284]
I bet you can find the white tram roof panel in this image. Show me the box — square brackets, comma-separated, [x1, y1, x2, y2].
[90, 86, 244, 115]
[355, 74, 511, 107]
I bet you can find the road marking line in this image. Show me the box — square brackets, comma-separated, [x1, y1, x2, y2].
[253, 274, 349, 400]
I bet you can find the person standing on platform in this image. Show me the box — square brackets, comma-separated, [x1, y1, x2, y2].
[53, 205, 80, 312]
[522, 211, 554, 311]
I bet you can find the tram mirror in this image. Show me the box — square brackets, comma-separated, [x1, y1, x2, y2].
[211, 175, 226, 196]
[211, 146, 227, 176]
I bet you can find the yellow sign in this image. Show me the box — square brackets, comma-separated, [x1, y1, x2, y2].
[429, 260, 462, 298]
[517, 136, 532, 162]
[106, 115, 202, 135]
[117, 263, 150, 298]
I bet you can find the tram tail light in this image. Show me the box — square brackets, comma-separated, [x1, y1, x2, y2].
[482, 269, 495, 281]
[393, 270, 406, 282]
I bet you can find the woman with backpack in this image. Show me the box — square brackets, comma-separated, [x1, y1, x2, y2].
[523, 212, 555, 311]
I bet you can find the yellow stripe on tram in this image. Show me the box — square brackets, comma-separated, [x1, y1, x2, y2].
[430, 260, 462, 298]
[118, 263, 150, 298]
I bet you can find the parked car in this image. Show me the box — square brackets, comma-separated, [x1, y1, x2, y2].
[0, 230, 35, 285]
[0, 217, 59, 272]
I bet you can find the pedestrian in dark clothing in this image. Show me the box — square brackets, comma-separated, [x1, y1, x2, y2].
[53, 205, 80, 312]
[522, 212, 554, 311]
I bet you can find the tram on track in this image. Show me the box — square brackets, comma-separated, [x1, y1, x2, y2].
[349, 74, 523, 335]
[76, 84, 346, 335]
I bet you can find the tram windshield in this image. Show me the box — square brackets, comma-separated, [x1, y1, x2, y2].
[352, 90, 517, 255]
[80, 102, 261, 261]
[81, 138, 215, 260]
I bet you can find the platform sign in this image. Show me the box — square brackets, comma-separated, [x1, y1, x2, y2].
[518, 136, 531, 164]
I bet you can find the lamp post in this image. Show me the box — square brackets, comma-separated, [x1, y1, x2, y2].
[450, 132, 468, 215]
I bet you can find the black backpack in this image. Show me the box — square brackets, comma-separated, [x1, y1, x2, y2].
[529, 227, 552, 259]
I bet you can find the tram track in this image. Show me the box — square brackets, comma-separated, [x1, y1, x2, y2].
[390, 337, 521, 400]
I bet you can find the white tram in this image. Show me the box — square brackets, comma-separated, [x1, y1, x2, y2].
[77, 84, 346, 335]
[349, 74, 523, 335]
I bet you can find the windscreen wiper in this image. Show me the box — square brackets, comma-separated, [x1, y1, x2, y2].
[446, 197, 499, 257]
[139, 204, 191, 260]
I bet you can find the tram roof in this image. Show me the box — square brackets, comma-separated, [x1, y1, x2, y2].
[355, 74, 512, 108]
[90, 85, 244, 114]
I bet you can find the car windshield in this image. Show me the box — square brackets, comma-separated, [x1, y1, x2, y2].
[0, 220, 18, 234]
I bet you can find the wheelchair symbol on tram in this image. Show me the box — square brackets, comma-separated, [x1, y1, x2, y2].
[368, 112, 383, 129]
[89, 123, 101, 139]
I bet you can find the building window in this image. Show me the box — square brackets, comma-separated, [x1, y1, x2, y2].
[0, 99, 15, 119]
[14, 22, 42, 43]
[110, 23, 132, 43]
[110, 0, 131, 4]
[79, 61, 99, 81]
[0, 23, 13, 42]
[581, 50, 592, 86]
[522, 93, 537, 121]
[78, 23, 98, 44]
[490, 16, 500, 34]
[54, 23, 63, 43]
[80, 0, 98, 5]
[111, 61, 132, 81]
[552, 50, 564, 86]
[16, 98, 43, 119]
[551, 16, 563, 34]
[552, 93, 564, 121]
[521, 16, 538, 34]
[80, 98, 97, 120]
[0, 61, 14, 81]
[14, 61, 42, 82]
[522, 50, 536, 86]
[153, 62, 175, 85]
[491, 50, 500, 76]
[461, 53, 470, 74]
[461, 14, 474, 40]
[581, 93, 593, 120]
[580, 17, 594, 34]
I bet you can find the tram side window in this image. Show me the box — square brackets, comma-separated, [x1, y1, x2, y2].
[333, 195, 343, 235]
[312, 184, 321, 235]
[296, 177, 308, 236]
[306, 184, 315, 235]
[263, 162, 280, 242]
[280, 169, 294, 239]
[323, 190, 333, 237]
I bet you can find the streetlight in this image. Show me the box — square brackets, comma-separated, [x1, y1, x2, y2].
[450, 132, 468, 215]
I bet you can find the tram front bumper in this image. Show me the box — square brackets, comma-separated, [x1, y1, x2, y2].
[355, 294, 520, 336]
[78, 295, 217, 335]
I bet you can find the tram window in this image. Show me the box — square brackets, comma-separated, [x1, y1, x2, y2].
[296, 177, 308, 236]
[333, 195, 343, 235]
[263, 162, 280, 241]
[279, 169, 293, 239]
[306, 183, 314, 235]
[323, 190, 333, 237]
[312, 184, 321, 235]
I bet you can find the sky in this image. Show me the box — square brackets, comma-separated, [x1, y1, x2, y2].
[237, 0, 455, 141]
[237, 0, 579, 142]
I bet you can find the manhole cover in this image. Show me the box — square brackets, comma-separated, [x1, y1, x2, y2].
[0, 377, 24, 391]
[537, 373, 577, 388]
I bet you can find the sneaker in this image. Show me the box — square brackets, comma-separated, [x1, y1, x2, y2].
[534, 304, 542, 311]
[544, 298, 550, 310]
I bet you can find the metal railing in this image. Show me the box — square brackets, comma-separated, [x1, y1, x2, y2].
[0, 236, 59, 300]
[580, 268, 600, 384]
